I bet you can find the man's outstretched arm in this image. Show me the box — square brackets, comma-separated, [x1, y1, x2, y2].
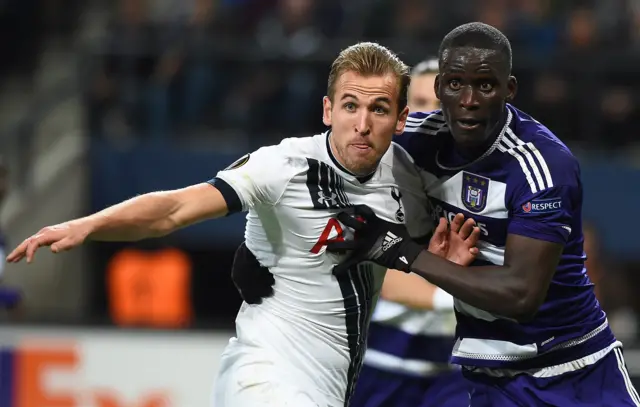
[7, 183, 229, 263]
[8, 144, 293, 264]
[87, 183, 229, 241]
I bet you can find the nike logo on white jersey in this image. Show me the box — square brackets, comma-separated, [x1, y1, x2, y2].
[399, 256, 408, 264]
[382, 231, 403, 252]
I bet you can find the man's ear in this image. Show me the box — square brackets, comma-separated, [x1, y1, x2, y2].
[395, 106, 409, 135]
[323, 96, 332, 126]
[506, 76, 518, 102]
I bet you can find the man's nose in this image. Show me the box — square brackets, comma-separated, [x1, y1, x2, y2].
[355, 111, 372, 135]
[459, 86, 480, 110]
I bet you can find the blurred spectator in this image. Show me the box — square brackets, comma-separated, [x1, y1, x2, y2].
[87, 0, 158, 140]
[599, 87, 634, 141]
[0, 158, 6, 208]
[0, 0, 45, 82]
[179, 0, 220, 129]
[565, 7, 597, 50]
[365, 0, 442, 42]
[42, 0, 81, 41]
[593, 0, 627, 48]
[510, 0, 559, 56]
[528, 72, 574, 143]
[393, 0, 439, 40]
[0, 158, 7, 278]
[221, 0, 331, 133]
[408, 59, 439, 112]
[0, 159, 23, 319]
[627, 0, 640, 48]
[255, 0, 322, 58]
[475, 0, 510, 32]
[0, 167, 7, 273]
[87, 0, 193, 141]
[81, 0, 640, 145]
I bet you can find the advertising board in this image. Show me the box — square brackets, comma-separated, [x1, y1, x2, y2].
[1, 326, 639, 407]
[0, 327, 233, 407]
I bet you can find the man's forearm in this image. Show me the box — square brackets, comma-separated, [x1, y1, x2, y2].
[84, 192, 182, 242]
[409, 250, 529, 319]
[381, 269, 438, 310]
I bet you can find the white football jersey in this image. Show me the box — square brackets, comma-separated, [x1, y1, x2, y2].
[364, 113, 457, 378]
[214, 132, 433, 405]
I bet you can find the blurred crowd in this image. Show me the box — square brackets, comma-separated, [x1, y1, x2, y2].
[0, 0, 80, 81]
[79, 0, 640, 148]
[2, 0, 640, 337]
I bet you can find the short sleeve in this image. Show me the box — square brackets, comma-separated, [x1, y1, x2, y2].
[506, 147, 581, 246]
[209, 145, 295, 214]
[393, 111, 445, 178]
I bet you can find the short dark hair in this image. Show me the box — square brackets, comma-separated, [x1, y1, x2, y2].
[438, 22, 512, 72]
[411, 58, 438, 76]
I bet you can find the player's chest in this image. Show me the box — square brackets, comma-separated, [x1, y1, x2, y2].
[425, 170, 510, 244]
[281, 176, 405, 222]
[271, 177, 404, 252]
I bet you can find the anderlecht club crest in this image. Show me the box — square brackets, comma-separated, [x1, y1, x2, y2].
[461, 172, 489, 213]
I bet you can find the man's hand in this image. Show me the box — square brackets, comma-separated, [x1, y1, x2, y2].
[327, 205, 480, 275]
[6, 220, 92, 264]
[326, 205, 425, 274]
[428, 214, 480, 266]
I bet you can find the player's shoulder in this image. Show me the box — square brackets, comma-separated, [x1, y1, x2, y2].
[276, 133, 325, 154]
[501, 105, 580, 190]
[378, 142, 428, 195]
[404, 110, 448, 135]
[251, 133, 325, 171]
[393, 110, 447, 169]
[385, 140, 416, 168]
[397, 110, 447, 145]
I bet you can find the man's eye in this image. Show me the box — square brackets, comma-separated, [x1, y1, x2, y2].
[480, 83, 493, 92]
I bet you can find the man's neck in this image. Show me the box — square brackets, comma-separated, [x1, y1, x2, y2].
[454, 109, 507, 161]
[327, 132, 377, 183]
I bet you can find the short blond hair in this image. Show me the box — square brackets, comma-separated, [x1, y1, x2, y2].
[327, 42, 411, 111]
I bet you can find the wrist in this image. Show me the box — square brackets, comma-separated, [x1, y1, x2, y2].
[408, 249, 431, 275]
[432, 287, 454, 311]
[397, 240, 424, 273]
[79, 216, 102, 240]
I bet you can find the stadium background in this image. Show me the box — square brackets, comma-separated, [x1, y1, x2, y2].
[1, 0, 640, 405]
